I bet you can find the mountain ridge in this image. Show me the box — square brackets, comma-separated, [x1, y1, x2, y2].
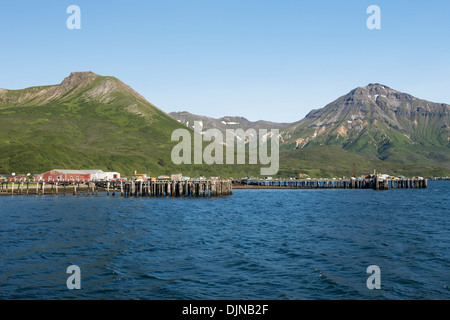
[280, 83, 450, 168]
[0, 72, 153, 108]
[170, 83, 449, 171]
[0, 74, 449, 177]
[169, 111, 291, 132]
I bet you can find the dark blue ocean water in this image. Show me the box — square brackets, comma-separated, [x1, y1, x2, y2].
[0, 182, 449, 300]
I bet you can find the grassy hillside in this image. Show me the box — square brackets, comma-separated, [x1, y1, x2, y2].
[278, 146, 449, 178]
[0, 73, 273, 178]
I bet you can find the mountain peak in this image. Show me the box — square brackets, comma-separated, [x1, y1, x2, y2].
[68, 71, 98, 78]
[366, 83, 390, 89]
[350, 83, 393, 96]
[343, 83, 414, 107]
[282, 83, 450, 168]
[59, 71, 99, 90]
[0, 71, 154, 106]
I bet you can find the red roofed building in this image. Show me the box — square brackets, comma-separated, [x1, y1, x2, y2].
[40, 170, 91, 182]
[36, 169, 121, 182]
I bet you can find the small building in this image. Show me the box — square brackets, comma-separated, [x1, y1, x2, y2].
[78, 170, 120, 181]
[361, 172, 370, 178]
[81, 170, 104, 181]
[103, 172, 121, 180]
[14, 174, 28, 182]
[2, 174, 15, 182]
[158, 175, 170, 180]
[171, 173, 182, 181]
[133, 173, 147, 181]
[1, 174, 29, 182]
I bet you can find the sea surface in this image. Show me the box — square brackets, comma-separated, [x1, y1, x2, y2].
[0, 181, 449, 300]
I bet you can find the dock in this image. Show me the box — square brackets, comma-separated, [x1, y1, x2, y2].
[0, 180, 233, 197]
[233, 177, 428, 190]
[0, 177, 428, 196]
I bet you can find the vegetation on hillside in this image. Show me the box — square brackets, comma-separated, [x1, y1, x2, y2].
[1, 74, 448, 178]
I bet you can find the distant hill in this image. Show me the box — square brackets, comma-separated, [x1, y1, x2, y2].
[169, 111, 290, 132]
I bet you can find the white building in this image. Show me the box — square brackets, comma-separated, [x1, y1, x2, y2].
[82, 170, 105, 181]
[77, 170, 121, 181]
[102, 172, 121, 180]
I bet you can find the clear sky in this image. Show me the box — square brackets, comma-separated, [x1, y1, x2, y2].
[1, 0, 449, 122]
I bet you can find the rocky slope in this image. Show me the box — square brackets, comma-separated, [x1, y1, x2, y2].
[281, 84, 450, 168]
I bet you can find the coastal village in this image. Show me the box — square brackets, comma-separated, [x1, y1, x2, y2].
[0, 168, 432, 197]
[0, 169, 232, 197]
[0, 168, 434, 183]
[0, 169, 196, 183]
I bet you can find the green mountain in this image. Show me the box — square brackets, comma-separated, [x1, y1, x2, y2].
[0, 72, 193, 176]
[281, 84, 450, 170]
[0, 74, 448, 178]
[0, 72, 277, 178]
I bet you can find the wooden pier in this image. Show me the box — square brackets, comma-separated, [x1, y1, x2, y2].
[0, 177, 428, 196]
[0, 180, 233, 197]
[234, 177, 428, 190]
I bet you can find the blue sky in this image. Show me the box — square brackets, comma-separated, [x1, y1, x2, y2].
[1, 0, 449, 122]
